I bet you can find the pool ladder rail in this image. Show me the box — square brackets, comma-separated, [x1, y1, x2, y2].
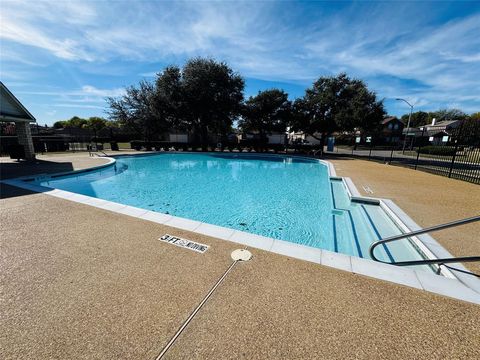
[369, 215, 480, 276]
[90, 150, 109, 157]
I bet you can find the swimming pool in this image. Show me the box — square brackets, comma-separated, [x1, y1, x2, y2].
[36, 153, 427, 265]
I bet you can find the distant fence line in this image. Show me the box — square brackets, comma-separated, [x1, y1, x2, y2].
[0, 135, 95, 154]
[0, 135, 323, 155]
[325, 120, 480, 185]
[1, 121, 479, 185]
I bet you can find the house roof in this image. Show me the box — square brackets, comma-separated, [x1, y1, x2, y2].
[403, 127, 454, 137]
[429, 120, 459, 127]
[381, 116, 400, 125]
[0, 81, 36, 123]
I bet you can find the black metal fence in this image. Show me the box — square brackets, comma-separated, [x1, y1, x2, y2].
[0, 135, 125, 156]
[2, 121, 479, 184]
[325, 120, 480, 184]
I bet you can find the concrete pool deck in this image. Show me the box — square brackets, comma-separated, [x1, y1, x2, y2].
[1, 153, 479, 359]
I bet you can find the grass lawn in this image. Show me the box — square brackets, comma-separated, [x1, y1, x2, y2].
[114, 142, 131, 149]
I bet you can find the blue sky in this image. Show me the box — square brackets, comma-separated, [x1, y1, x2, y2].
[1, 0, 479, 125]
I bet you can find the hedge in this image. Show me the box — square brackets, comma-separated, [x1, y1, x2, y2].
[417, 146, 456, 156]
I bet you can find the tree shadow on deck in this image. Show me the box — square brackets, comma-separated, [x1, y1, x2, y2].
[0, 159, 74, 199]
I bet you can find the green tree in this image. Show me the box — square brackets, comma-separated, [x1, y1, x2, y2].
[107, 58, 244, 147]
[53, 116, 88, 129]
[430, 108, 467, 122]
[66, 116, 88, 128]
[181, 58, 244, 149]
[107, 80, 159, 141]
[152, 66, 186, 131]
[83, 117, 107, 139]
[53, 117, 88, 129]
[469, 112, 480, 121]
[291, 73, 385, 148]
[401, 111, 429, 128]
[53, 120, 67, 129]
[289, 97, 310, 134]
[239, 89, 291, 140]
[459, 112, 480, 141]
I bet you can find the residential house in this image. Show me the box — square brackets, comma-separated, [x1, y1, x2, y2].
[381, 116, 404, 143]
[0, 82, 36, 160]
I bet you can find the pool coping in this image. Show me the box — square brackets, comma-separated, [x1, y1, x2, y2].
[2, 152, 479, 305]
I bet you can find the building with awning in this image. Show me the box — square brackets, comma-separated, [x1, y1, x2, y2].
[0, 81, 36, 160]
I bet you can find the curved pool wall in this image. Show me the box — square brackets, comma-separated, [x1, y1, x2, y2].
[34, 152, 427, 267]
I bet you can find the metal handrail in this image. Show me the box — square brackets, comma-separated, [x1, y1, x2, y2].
[92, 150, 109, 157]
[369, 215, 480, 268]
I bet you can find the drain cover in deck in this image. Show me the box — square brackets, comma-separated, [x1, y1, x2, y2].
[231, 249, 252, 261]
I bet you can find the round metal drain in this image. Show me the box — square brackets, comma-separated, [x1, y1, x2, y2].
[231, 249, 252, 261]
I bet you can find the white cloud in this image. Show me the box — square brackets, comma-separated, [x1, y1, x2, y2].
[80, 85, 125, 97]
[14, 86, 123, 120]
[17, 85, 124, 98]
[0, 0, 96, 61]
[53, 103, 105, 109]
[139, 72, 157, 78]
[1, 0, 479, 114]
[303, 10, 480, 112]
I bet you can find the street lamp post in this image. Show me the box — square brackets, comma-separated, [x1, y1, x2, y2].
[396, 98, 414, 154]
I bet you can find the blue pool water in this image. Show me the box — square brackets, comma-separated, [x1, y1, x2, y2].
[38, 153, 427, 265]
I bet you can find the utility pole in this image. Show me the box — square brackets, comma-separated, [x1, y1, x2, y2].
[396, 98, 414, 154]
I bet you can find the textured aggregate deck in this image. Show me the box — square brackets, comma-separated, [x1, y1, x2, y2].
[1, 153, 479, 359]
[1, 187, 239, 359]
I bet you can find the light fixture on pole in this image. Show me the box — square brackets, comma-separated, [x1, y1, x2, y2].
[396, 98, 414, 154]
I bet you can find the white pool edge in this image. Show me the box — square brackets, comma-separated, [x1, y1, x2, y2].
[2, 153, 479, 305]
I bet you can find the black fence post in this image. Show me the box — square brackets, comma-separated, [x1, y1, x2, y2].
[448, 141, 459, 178]
[367, 135, 373, 160]
[414, 147, 420, 170]
[415, 127, 426, 170]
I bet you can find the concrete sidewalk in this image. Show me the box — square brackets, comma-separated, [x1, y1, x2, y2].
[1, 153, 479, 359]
